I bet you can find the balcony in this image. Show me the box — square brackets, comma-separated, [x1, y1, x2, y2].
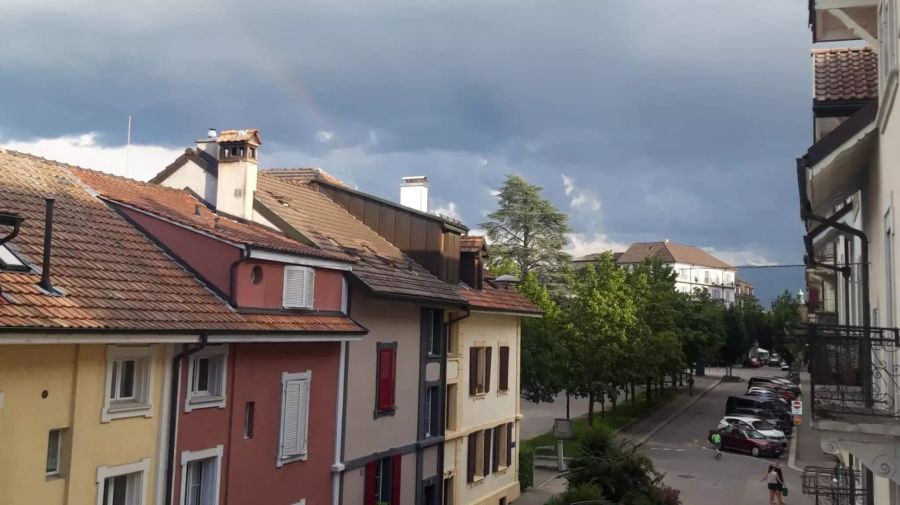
[802, 464, 865, 505]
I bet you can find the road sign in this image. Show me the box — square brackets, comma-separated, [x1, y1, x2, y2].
[553, 418, 573, 439]
[791, 400, 803, 416]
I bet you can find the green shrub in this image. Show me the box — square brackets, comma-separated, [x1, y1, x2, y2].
[545, 484, 603, 505]
[519, 443, 534, 490]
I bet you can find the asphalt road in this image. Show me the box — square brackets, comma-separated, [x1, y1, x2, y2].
[641, 368, 815, 505]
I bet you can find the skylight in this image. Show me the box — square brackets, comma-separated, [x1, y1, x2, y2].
[0, 245, 26, 270]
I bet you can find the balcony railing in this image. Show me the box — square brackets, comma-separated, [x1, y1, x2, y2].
[802, 464, 865, 505]
[807, 324, 900, 419]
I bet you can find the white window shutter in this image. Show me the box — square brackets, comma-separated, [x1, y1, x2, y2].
[280, 372, 311, 461]
[283, 266, 315, 309]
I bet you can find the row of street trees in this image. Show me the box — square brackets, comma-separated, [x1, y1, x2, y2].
[482, 175, 801, 424]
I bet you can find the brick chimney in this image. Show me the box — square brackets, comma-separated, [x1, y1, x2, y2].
[215, 129, 261, 220]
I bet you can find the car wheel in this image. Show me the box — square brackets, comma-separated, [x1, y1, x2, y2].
[751, 447, 760, 457]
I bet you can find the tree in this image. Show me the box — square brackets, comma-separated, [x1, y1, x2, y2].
[770, 290, 802, 360]
[720, 305, 748, 376]
[518, 272, 568, 403]
[481, 175, 572, 288]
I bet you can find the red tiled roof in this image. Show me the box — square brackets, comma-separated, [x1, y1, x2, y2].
[217, 129, 261, 144]
[616, 241, 733, 270]
[460, 236, 487, 254]
[70, 167, 348, 262]
[458, 282, 541, 315]
[813, 47, 878, 103]
[263, 167, 348, 187]
[255, 174, 466, 304]
[0, 149, 364, 334]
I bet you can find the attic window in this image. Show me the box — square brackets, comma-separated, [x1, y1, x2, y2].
[0, 245, 27, 271]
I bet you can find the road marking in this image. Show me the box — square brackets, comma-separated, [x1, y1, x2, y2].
[648, 446, 686, 452]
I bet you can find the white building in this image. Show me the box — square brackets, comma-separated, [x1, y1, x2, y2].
[798, 1, 900, 503]
[613, 241, 736, 306]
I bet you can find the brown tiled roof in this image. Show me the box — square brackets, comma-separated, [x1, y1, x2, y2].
[255, 174, 466, 304]
[0, 149, 364, 334]
[149, 148, 217, 184]
[263, 168, 348, 187]
[458, 282, 541, 315]
[616, 241, 733, 270]
[217, 129, 261, 144]
[813, 47, 878, 103]
[460, 236, 487, 254]
[70, 167, 348, 262]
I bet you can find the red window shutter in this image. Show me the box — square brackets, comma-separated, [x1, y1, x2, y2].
[391, 455, 402, 505]
[378, 347, 396, 411]
[499, 346, 509, 391]
[365, 461, 377, 505]
[484, 347, 492, 393]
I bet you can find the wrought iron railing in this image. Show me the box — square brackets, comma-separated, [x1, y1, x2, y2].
[802, 464, 865, 505]
[806, 324, 900, 419]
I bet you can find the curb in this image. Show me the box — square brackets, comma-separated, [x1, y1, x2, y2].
[622, 378, 723, 445]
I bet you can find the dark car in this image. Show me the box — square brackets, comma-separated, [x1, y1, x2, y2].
[708, 427, 783, 457]
[749, 377, 800, 396]
[727, 395, 789, 416]
[767, 356, 782, 367]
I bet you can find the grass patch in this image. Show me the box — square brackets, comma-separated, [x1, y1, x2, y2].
[523, 389, 678, 458]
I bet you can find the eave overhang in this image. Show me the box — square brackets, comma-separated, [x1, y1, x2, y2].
[809, 0, 878, 44]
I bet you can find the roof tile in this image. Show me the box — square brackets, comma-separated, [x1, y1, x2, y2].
[813, 47, 878, 103]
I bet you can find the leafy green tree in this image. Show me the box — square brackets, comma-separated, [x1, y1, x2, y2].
[480, 175, 572, 288]
[518, 272, 568, 403]
[720, 305, 748, 376]
[770, 290, 802, 360]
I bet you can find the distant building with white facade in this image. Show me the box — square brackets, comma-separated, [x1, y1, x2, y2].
[614, 241, 737, 305]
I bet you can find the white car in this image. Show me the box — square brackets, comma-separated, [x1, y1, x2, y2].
[717, 416, 787, 446]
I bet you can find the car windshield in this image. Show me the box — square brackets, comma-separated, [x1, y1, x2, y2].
[753, 421, 775, 430]
[746, 430, 766, 439]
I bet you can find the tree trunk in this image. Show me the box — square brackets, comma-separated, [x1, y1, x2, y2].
[587, 391, 595, 427]
[566, 391, 571, 419]
[600, 392, 606, 419]
[631, 382, 636, 406]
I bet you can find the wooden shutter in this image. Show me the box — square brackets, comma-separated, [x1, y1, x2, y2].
[280, 373, 311, 459]
[468, 347, 478, 396]
[482, 428, 493, 477]
[492, 427, 500, 473]
[377, 346, 396, 411]
[484, 347, 492, 393]
[391, 455, 402, 505]
[467, 433, 477, 482]
[506, 423, 513, 469]
[364, 461, 377, 505]
[283, 266, 315, 309]
[498, 346, 509, 391]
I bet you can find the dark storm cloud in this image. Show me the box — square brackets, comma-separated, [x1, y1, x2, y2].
[0, 0, 811, 298]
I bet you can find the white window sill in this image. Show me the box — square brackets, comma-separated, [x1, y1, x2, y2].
[276, 453, 308, 468]
[102, 402, 152, 422]
[185, 394, 226, 412]
[470, 475, 485, 487]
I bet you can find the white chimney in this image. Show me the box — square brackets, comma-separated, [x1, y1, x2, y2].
[215, 129, 260, 220]
[195, 128, 219, 157]
[400, 176, 428, 213]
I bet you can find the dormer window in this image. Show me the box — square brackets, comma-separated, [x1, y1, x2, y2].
[283, 266, 315, 309]
[0, 245, 27, 271]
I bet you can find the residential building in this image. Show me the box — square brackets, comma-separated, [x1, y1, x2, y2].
[735, 278, 756, 307]
[0, 149, 365, 505]
[150, 130, 473, 505]
[613, 241, 737, 305]
[796, 1, 900, 503]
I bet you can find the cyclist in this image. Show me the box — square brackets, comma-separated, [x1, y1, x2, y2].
[711, 431, 722, 459]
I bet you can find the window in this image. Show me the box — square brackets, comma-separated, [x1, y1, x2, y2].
[96, 459, 150, 505]
[180, 447, 222, 505]
[498, 346, 510, 393]
[186, 346, 228, 411]
[424, 384, 440, 438]
[0, 244, 27, 271]
[469, 345, 491, 396]
[278, 371, 311, 466]
[423, 478, 438, 505]
[102, 346, 155, 422]
[422, 309, 443, 357]
[495, 425, 508, 470]
[678, 268, 687, 279]
[243, 402, 255, 439]
[46, 429, 64, 476]
[283, 266, 315, 309]
[704, 271, 710, 284]
[446, 322, 459, 356]
[365, 455, 400, 505]
[443, 476, 455, 505]
[446, 384, 458, 431]
[375, 343, 397, 416]
[467, 430, 486, 482]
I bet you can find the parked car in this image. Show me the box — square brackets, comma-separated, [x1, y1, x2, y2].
[743, 357, 762, 368]
[781, 363, 791, 371]
[767, 356, 782, 367]
[726, 396, 791, 421]
[747, 386, 795, 402]
[749, 377, 801, 396]
[727, 407, 793, 435]
[717, 416, 787, 446]
[708, 427, 783, 457]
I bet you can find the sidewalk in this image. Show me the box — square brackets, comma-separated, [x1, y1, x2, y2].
[514, 373, 723, 504]
[790, 371, 833, 471]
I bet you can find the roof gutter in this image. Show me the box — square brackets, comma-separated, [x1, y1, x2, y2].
[165, 333, 208, 505]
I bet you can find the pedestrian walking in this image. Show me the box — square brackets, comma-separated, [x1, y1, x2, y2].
[760, 464, 785, 505]
[711, 431, 722, 459]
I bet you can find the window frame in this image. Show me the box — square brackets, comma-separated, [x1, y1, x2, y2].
[179, 446, 223, 505]
[469, 345, 490, 397]
[282, 265, 316, 309]
[879, 0, 899, 130]
[95, 458, 150, 505]
[423, 308, 443, 358]
[375, 342, 398, 417]
[278, 370, 312, 467]
[102, 346, 156, 423]
[185, 345, 229, 412]
[45, 428, 63, 477]
[424, 383, 441, 438]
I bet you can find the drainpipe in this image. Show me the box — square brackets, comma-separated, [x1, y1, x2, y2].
[39, 198, 55, 293]
[229, 247, 250, 306]
[331, 341, 348, 505]
[165, 334, 208, 505]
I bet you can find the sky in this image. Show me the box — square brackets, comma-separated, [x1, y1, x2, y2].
[0, 0, 813, 305]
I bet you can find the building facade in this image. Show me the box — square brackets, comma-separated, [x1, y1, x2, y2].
[797, 1, 900, 504]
